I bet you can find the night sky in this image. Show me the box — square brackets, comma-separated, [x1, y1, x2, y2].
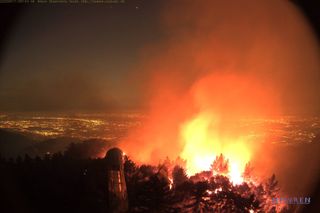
[0, 1, 162, 111]
[0, 0, 320, 114]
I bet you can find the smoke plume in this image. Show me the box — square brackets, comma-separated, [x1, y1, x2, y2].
[120, 0, 320, 194]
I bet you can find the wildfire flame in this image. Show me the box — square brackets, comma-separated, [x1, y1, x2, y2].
[180, 111, 251, 184]
[120, 74, 277, 186]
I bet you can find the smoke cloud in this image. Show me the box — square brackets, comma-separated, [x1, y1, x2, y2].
[120, 0, 320, 195]
[121, 0, 319, 161]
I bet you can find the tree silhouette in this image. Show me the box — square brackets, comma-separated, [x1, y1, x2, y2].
[1, 149, 283, 213]
[243, 162, 252, 179]
[172, 165, 188, 187]
[211, 153, 229, 175]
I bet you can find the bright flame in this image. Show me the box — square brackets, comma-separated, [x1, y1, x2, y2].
[206, 189, 213, 195]
[168, 177, 173, 190]
[214, 187, 222, 194]
[180, 112, 251, 184]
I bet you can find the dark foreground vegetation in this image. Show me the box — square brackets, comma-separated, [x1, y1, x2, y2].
[0, 148, 304, 213]
[0, 129, 319, 212]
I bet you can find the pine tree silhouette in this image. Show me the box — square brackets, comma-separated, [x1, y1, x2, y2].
[211, 153, 229, 175]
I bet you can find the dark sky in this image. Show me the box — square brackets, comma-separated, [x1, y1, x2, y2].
[0, 0, 320, 114]
[0, 1, 163, 111]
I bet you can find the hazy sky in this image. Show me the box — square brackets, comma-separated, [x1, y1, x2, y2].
[0, 1, 162, 111]
[0, 0, 319, 114]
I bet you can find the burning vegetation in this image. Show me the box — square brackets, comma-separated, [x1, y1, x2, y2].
[0, 140, 311, 212]
[123, 154, 286, 212]
[0, 0, 318, 212]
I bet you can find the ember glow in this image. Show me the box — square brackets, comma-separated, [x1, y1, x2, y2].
[180, 111, 251, 184]
[177, 73, 275, 184]
[120, 73, 278, 186]
[118, 0, 320, 197]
